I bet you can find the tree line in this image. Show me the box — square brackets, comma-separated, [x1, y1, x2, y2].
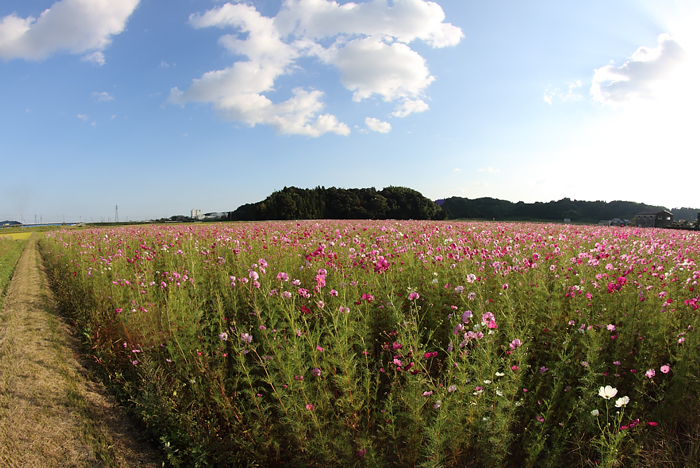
[438, 197, 699, 223]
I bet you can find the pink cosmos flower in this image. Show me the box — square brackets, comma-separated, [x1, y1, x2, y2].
[408, 292, 420, 300]
[306, 404, 315, 411]
[607, 324, 616, 332]
[277, 272, 289, 281]
[510, 339, 522, 350]
[660, 365, 670, 374]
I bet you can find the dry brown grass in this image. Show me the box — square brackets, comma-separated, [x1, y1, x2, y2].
[0, 237, 162, 467]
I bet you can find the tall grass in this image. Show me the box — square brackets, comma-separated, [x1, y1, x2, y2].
[39, 221, 700, 467]
[0, 237, 27, 308]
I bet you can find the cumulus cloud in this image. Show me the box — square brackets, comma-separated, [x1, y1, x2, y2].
[0, 0, 139, 64]
[170, 0, 462, 136]
[92, 91, 114, 102]
[591, 34, 685, 104]
[452, 168, 462, 172]
[365, 117, 391, 133]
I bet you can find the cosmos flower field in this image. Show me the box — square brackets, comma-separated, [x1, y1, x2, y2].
[39, 221, 700, 467]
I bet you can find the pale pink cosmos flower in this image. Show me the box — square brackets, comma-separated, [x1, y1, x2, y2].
[277, 272, 289, 282]
[660, 365, 670, 374]
[607, 324, 616, 332]
[510, 339, 522, 350]
[408, 292, 420, 300]
[645, 369, 655, 378]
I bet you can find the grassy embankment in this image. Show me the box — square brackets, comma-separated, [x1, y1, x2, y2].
[0, 236, 27, 308]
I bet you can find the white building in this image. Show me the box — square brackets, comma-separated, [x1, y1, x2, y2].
[191, 209, 203, 220]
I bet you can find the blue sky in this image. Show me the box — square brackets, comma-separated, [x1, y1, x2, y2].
[2, 0, 698, 223]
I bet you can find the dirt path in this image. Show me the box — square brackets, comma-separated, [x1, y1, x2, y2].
[0, 237, 163, 468]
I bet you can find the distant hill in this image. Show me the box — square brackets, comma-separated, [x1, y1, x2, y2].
[671, 207, 700, 223]
[438, 197, 670, 223]
[1, 220, 20, 227]
[228, 186, 446, 221]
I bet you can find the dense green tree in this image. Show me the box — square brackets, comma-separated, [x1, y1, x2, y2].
[228, 186, 445, 221]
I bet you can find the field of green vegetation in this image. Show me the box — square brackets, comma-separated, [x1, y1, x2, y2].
[0, 236, 27, 308]
[39, 221, 700, 467]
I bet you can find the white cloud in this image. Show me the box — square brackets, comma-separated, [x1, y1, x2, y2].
[365, 117, 391, 133]
[81, 51, 105, 66]
[544, 80, 583, 105]
[591, 34, 685, 104]
[77, 114, 89, 121]
[160, 60, 169, 68]
[275, 0, 463, 48]
[171, 0, 461, 136]
[452, 168, 461, 172]
[326, 37, 435, 104]
[391, 98, 430, 117]
[0, 0, 140, 63]
[92, 91, 114, 102]
[478, 167, 500, 174]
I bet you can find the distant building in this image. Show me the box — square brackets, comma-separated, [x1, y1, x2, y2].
[635, 210, 673, 228]
[191, 209, 203, 220]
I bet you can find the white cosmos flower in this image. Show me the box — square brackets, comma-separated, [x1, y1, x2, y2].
[615, 396, 630, 407]
[598, 385, 618, 400]
[591, 409, 600, 416]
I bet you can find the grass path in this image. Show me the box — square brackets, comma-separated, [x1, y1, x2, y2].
[0, 236, 162, 467]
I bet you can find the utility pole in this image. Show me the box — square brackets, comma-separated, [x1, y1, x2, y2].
[115, 205, 119, 223]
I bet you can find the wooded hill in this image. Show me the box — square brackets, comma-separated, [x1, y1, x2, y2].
[439, 197, 681, 223]
[227, 186, 446, 221]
